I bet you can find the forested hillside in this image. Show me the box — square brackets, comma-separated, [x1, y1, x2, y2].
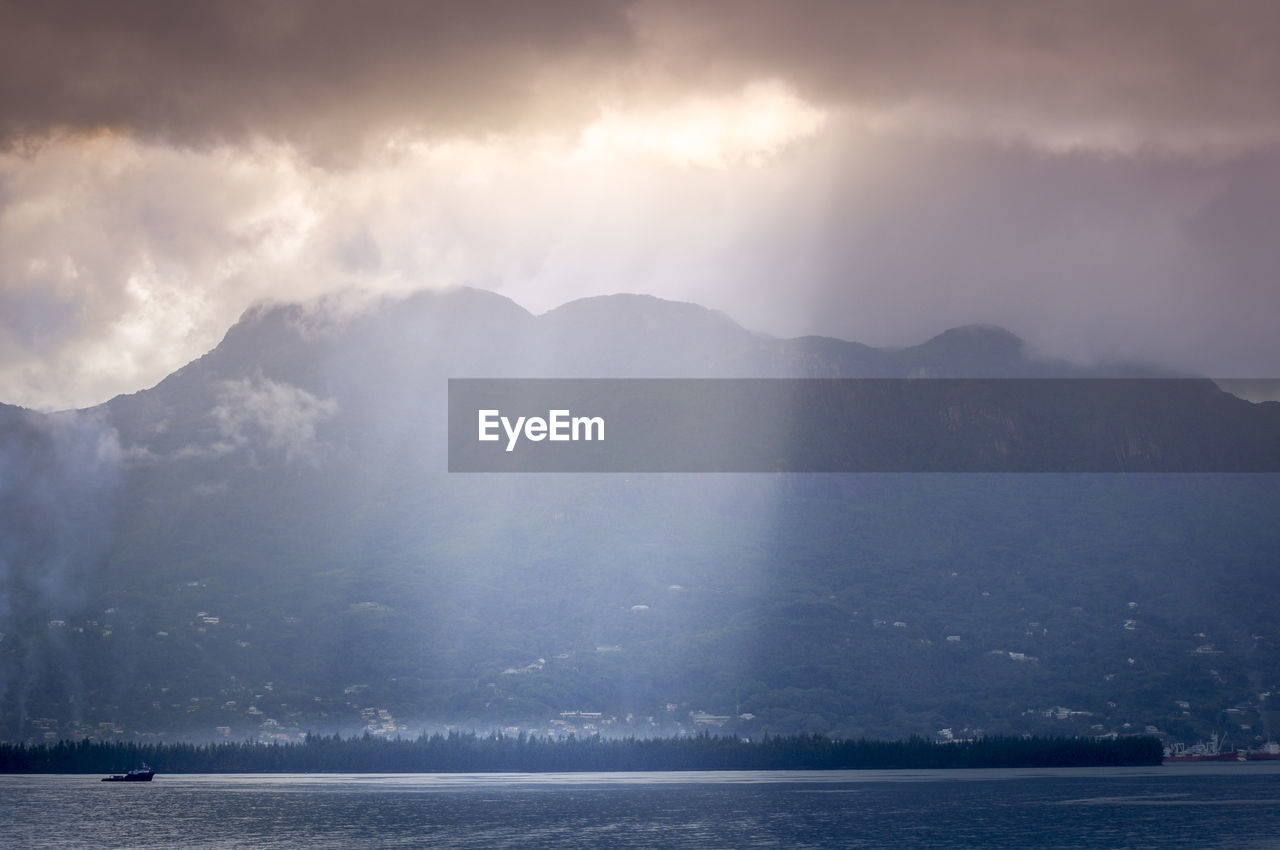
[2, 289, 1277, 746]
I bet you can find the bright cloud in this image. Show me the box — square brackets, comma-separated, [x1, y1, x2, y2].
[0, 89, 833, 410]
[213, 372, 338, 464]
[0, 136, 322, 409]
[577, 81, 826, 167]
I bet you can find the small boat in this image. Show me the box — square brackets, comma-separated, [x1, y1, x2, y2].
[101, 764, 155, 782]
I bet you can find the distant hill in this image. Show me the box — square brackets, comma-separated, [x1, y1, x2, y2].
[1, 287, 1277, 745]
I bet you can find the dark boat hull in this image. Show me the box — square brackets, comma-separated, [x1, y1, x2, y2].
[1165, 752, 1242, 762]
[101, 770, 155, 782]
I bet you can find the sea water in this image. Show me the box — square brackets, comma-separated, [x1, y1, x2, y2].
[5, 764, 1280, 849]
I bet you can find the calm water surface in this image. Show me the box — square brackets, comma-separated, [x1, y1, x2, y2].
[5, 764, 1280, 849]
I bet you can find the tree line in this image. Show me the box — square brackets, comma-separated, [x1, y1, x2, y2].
[0, 732, 1162, 773]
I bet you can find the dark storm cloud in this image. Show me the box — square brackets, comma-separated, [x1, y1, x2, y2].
[4, 1, 1279, 154]
[633, 0, 1280, 152]
[0, 0, 636, 154]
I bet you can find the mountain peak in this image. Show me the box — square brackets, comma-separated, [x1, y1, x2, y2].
[540, 292, 743, 332]
[920, 324, 1026, 351]
[890, 323, 1036, 377]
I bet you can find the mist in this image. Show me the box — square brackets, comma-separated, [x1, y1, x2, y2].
[0, 407, 121, 735]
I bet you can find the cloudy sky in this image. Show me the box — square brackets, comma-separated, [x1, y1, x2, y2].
[2, 0, 1279, 409]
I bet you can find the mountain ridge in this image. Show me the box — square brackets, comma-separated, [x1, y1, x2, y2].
[100, 287, 1171, 409]
[68, 287, 1210, 425]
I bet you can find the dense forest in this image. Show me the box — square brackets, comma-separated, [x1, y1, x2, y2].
[0, 732, 1162, 773]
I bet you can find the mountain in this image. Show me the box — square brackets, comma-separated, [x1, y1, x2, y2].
[1, 288, 1278, 745]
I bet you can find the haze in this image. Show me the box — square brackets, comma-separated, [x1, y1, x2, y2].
[3, 0, 1279, 410]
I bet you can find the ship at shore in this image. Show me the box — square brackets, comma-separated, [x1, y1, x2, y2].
[1246, 741, 1280, 760]
[1163, 733, 1243, 762]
